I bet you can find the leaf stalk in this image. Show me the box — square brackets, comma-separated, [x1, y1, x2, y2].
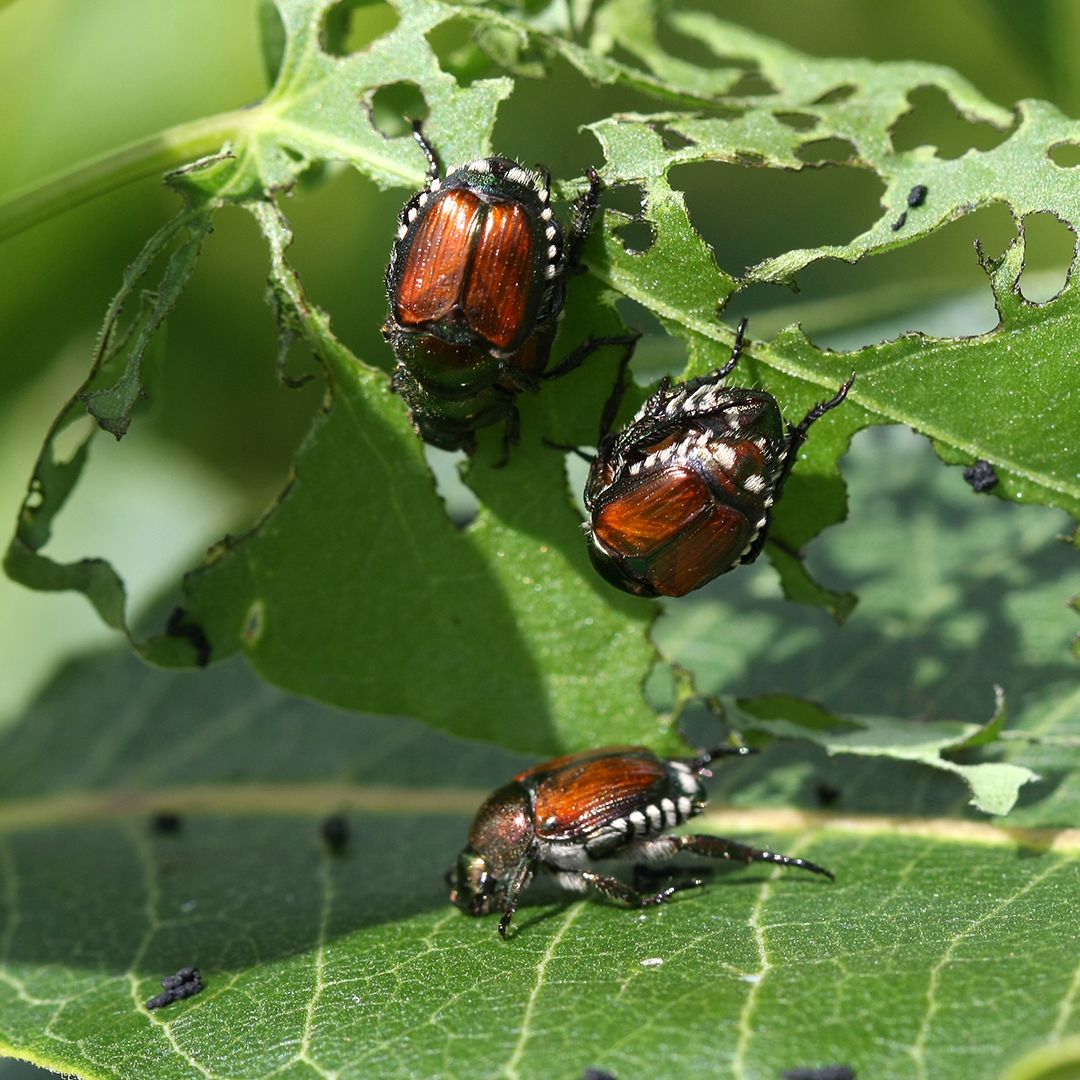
[0, 106, 259, 244]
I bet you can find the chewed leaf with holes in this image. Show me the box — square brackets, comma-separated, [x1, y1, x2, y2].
[2, 0, 662, 755]
[0, 640, 1078, 1080]
[5, 0, 1080, 765]
[584, 9, 1080, 612]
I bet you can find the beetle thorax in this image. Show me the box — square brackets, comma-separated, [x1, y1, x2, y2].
[468, 781, 534, 874]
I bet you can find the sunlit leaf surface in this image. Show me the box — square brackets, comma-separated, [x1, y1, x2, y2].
[2, 426, 1077, 1078]
[3, 3, 1080, 1072]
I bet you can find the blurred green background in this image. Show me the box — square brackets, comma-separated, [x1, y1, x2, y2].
[0, 0, 1077, 724]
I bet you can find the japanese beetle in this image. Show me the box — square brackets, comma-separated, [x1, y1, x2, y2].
[448, 745, 832, 938]
[385, 123, 633, 454]
[582, 319, 854, 597]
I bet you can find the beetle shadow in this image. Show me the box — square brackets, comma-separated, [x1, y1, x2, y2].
[0, 650, 534, 979]
[662, 427, 1080, 827]
[455, 271, 654, 608]
[0, 648, 846, 983]
[503, 899, 578, 940]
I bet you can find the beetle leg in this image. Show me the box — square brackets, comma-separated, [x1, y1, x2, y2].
[680, 744, 756, 776]
[714, 317, 749, 381]
[543, 331, 640, 384]
[788, 371, 856, 451]
[564, 166, 605, 273]
[492, 405, 522, 469]
[731, 371, 854, 564]
[552, 870, 703, 908]
[776, 371, 857, 491]
[410, 119, 441, 182]
[592, 333, 641, 444]
[536, 332, 640, 453]
[541, 438, 595, 464]
[671, 834, 834, 880]
[497, 852, 538, 940]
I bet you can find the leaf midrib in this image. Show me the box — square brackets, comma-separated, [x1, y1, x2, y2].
[2, 785, 1077, 852]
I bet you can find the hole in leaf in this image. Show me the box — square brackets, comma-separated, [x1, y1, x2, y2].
[655, 124, 695, 151]
[366, 82, 428, 139]
[424, 446, 479, 527]
[24, 481, 44, 513]
[891, 86, 1011, 159]
[796, 138, 856, 165]
[670, 160, 884, 275]
[605, 184, 654, 255]
[656, 17, 754, 71]
[1018, 212, 1075, 304]
[321, 0, 399, 57]
[1049, 141, 1080, 168]
[614, 219, 656, 255]
[603, 184, 646, 218]
[653, 22, 783, 111]
[727, 70, 777, 98]
[159, 206, 323, 488]
[735, 202, 1015, 349]
[776, 112, 818, 132]
[490, 55, 684, 180]
[813, 85, 855, 105]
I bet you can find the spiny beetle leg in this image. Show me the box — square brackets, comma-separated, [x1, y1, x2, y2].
[758, 370, 857, 538]
[541, 437, 595, 464]
[542, 332, 640, 384]
[781, 371, 857, 481]
[684, 744, 756, 776]
[498, 909, 515, 940]
[560, 870, 705, 908]
[409, 119, 441, 182]
[715, 316, 750, 381]
[496, 853, 537, 939]
[674, 834, 834, 880]
[565, 166, 605, 272]
[492, 405, 522, 470]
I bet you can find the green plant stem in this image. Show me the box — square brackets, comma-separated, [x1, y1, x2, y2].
[0, 108, 254, 245]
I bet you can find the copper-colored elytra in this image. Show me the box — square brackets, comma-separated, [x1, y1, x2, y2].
[522, 747, 670, 838]
[707, 438, 768, 504]
[396, 190, 482, 326]
[644, 504, 750, 596]
[464, 201, 536, 349]
[396, 190, 537, 350]
[593, 468, 711, 556]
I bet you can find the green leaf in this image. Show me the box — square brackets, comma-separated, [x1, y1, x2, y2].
[730, 687, 1038, 816]
[4, 0, 1080, 755]
[654, 422, 1080, 830]
[0, 640, 1077, 1080]
[6, 408, 1076, 1079]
